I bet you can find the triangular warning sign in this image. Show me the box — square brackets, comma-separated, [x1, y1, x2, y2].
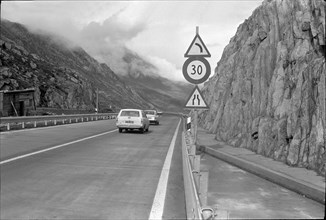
[184, 86, 209, 109]
[184, 34, 211, 57]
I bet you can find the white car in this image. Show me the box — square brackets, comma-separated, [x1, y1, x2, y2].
[144, 110, 160, 125]
[116, 109, 150, 133]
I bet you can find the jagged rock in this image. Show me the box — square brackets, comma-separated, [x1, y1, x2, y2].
[287, 127, 301, 165]
[199, 0, 325, 176]
[0, 67, 11, 77]
[12, 48, 22, 56]
[4, 42, 12, 50]
[258, 117, 278, 157]
[10, 79, 19, 89]
[70, 76, 79, 84]
[25, 72, 33, 78]
[31, 53, 40, 60]
[258, 30, 267, 41]
[30, 61, 37, 69]
[274, 118, 288, 161]
[15, 45, 29, 56]
[301, 21, 311, 31]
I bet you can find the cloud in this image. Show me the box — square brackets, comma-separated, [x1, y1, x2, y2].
[74, 6, 148, 76]
[80, 7, 146, 43]
[1, 1, 263, 82]
[145, 56, 185, 82]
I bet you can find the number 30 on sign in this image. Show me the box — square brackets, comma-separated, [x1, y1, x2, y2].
[182, 56, 211, 84]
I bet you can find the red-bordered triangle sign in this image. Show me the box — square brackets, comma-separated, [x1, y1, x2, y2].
[184, 34, 211, 57]
[184, 86, 209, 109]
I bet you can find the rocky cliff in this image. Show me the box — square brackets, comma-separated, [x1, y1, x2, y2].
[199, 0, 325, 176]
[0, 19, 154, 113]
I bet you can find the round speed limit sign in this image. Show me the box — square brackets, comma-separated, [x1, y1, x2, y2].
[182, 56, 211, 84]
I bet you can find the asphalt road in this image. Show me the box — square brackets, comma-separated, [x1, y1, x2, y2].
[201, 154, 325, 219]
[0, 116, 186, 219]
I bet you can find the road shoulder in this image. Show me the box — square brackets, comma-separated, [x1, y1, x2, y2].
[196, 126, 325, 204]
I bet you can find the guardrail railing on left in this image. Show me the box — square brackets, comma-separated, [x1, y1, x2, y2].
[0, 113, 118, 131]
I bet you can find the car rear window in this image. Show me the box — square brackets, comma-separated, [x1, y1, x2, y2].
[145, 110, 155, 115]
[120, 110, 140, 117]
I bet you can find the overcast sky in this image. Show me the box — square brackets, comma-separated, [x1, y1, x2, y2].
[1, 0, 262, 82]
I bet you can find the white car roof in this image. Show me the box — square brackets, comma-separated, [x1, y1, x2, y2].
[120, 109, 142, 111]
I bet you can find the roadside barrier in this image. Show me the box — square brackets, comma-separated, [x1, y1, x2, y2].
[0, 113, 118, 131]
[182, 117, 217, 220]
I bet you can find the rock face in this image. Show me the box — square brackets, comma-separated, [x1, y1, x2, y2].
[0, 20, 154, 112]
[199, 0, 325, 176]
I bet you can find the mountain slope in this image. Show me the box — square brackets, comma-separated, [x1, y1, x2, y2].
[121, 50, 193, 112]
[199, 0, 325, 175]
[0, 19, 154, 112]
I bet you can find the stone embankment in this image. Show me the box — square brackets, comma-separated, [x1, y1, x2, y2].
[199, 0, 325, 176]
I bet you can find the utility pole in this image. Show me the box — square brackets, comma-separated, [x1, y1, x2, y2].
[96, 88, 99, 113]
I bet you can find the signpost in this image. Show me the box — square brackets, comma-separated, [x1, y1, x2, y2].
[182, 27, 212, 217]
[182, 26, 210, 142]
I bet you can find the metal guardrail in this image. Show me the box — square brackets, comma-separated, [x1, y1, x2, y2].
[0, 113, 118, 131]
[181, 116, 219, 220]
[182, 130, 203, 219]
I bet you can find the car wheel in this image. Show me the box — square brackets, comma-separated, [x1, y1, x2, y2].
[119, 128, 122, 133]
[140, 127, 144, 133]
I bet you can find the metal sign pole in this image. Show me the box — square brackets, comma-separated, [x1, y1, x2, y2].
[96, 88, 99, 113]
[194, 109, 198, 144]
[182, 26, 214, 220]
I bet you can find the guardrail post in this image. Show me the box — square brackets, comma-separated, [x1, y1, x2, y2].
[54, 120, 57, 125]
[81, 117, 83, 122]
[69, 119, 71, 123]
[45, 121, 47, 126]
[189, 144, 196, 155]
[189, 144, 196, 166]
[7, 123, 10, 131]
[34, 121, 37, 127]
[199, 171, 209, 206]
[193, 155, 201, 188]
[22, 122, 25, 129]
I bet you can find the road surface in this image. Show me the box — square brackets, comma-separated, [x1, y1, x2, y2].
[1, 116, 185, 219]
[201, 153, 325, 219]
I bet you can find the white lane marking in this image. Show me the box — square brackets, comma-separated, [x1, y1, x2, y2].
[149, 119, 181, 220]
[0, 129, 118, 165]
